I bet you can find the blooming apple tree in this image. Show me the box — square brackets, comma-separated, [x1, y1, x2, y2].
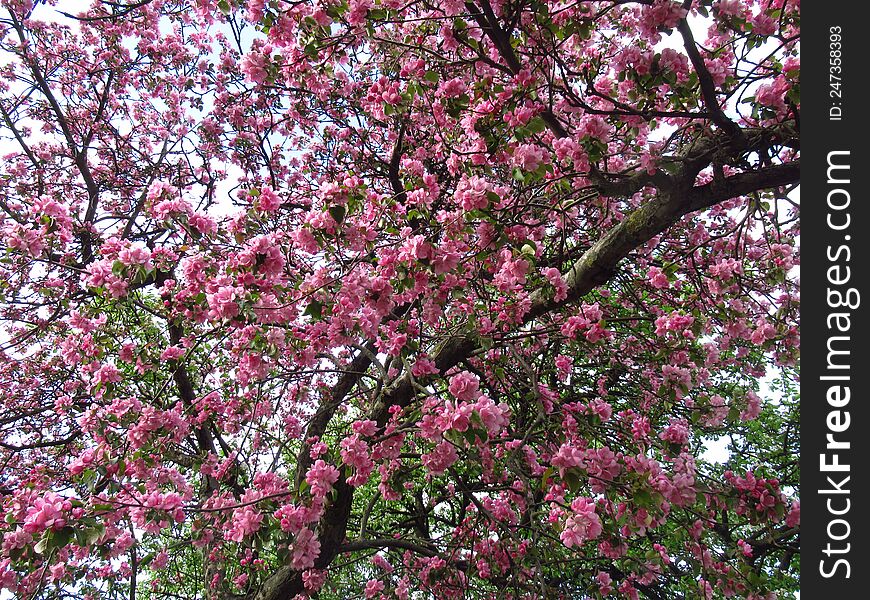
[0, 0, 799, 598]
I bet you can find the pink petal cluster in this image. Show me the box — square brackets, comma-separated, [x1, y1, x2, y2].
[560, 497, 603, 548]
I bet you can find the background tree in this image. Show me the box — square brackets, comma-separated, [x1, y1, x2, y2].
[0, 0, 799, 598]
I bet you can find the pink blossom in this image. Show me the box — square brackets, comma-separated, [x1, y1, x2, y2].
[364, 579, 385, 598]
[49, 562, 66, 582]
[23, 493, 72, 533]
[151, 197, 193, 221]
[494, 250, 529, 292]
[555, 354, 573, 381]
[411, 358, 439, 377]
[290, 528, 321, 570]
[207, 285, 243, 320]
[275, 503, 317, 535]
[597, 571, 613, 596]
[303, 569, 327, 591]
[438, 77, 467, 98]
[647, 266, 670, 289]
[152, 550, 170, 569]
[579, 115, 612, 141]
[68, 448, 97, 476]
[448, 371, 480, 401]
[352, 419, 378, 437]
[340, 434, 375, 486]
[512, 143, 548, 172]
[160, 345, 185, 361]
[371, 553, 393, 572]
[659, 418, 690, 446]
[422, 440, 459, 475]
[454, 175, 492, 212]
[785, 500, 800, 528]
[241, 52, 269, 84]
[543, 267, 568, 301]
[117, 244, 152, 268]
[305, 460, 340, 497]
[716, 0, 745, 17]
[560, 497, 603, 547]
[474, 395, 509, 436]
[740, 390, 762, 421]
[189, 212, 218, 236]
[431, 248, 461, 274]
[3, 224, 46, 257]
[750, 12, 777, 36]
[256, 186, 281, 212]
[227, 507, 263, 542]
[93, 363, 122, 386]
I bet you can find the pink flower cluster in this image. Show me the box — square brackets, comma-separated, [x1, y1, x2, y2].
[227, 507, 263, 542]
[3, 224, 45, 258]
[724, 470, 788, 520]
[421, 374, 510, 439]
[305, 459, 340, 497]
[454, 175, 492, 212]
[493, 248, 529, 293]
[421, 440, 459, 475]
[129, 491, 186, 534]
[339, 434, 375, 487]
[206, 280, 245, 321]
[290, 528, 321, 570]
[560, 303, 605, 341]
[447, 371, 479, 401]
[147, 181, 192, 220]
[83, 259, 130, 298]
[654, 312, 695, 338]
[543, 267, 568, 301]
[274, 503, 320, 535]
[560, 497, 603, 548]
[512, 143, 549, 172]
[23, 493, 72, 534]
[659, 418, 690, 446]
[647, 266, 670, 289]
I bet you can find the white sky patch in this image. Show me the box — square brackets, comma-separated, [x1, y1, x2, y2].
[700, 434, 730, 464]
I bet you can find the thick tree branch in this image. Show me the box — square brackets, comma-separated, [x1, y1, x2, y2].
[677, 16, 742, 138]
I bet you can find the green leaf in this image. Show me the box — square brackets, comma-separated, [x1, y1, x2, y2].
[564, 468, 582, 494]
[540, 467, 554, 490]
[304, 300, 324, 320]
[83, 524, 106, 546]
[34, 536, 49, 554]
[52, 526, 75, 551]
[328, 205, 346, 224]
[634, 490, 653, 508]
[139, 552, 155, 568]
[527, 116, 547, 134]
[303, 43, 319, 60]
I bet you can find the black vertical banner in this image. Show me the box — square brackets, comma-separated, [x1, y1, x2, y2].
[802, 4, 869, 597]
